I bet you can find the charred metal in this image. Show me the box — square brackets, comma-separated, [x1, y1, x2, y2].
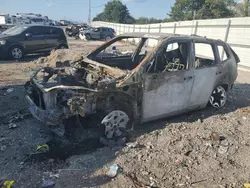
[25, 32, 239, 138]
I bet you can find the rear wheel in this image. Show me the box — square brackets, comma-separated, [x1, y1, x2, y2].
[9, 46, 24, 60]
[105, 35, 112, 41]
[209, 86, 227, 108]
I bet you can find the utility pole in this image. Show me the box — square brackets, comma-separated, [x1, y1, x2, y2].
[244, 0, 249, 17]
[88, 0, 91, 25]
[191, 10, 196, 34]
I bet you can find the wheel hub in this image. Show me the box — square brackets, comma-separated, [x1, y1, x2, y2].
[12, 48, 22, 59]
[210, 86, 227, 108]
[101, 110, 129, 139]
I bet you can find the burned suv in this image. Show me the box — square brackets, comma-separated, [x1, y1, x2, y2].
[25, 33, 239, 139]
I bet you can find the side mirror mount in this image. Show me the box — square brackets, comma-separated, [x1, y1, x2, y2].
[25, 33, 32, 37]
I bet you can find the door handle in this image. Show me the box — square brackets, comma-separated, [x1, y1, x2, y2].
[216, 71, 222, 75]
[184, 76, 193, 80]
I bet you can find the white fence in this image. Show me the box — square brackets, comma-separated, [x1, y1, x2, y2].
[92, 17, 250, 68]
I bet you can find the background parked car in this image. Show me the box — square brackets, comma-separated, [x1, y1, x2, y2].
[81, 27, 116, 41]
[65, 24, 89, 39]
[0, 25, 68, 60]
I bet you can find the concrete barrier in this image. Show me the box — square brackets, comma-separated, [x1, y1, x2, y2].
[92, 17, 250, 68]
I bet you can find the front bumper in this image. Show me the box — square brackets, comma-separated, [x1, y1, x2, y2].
[0, 45, 9, 59]
[25, 95, 62, 125]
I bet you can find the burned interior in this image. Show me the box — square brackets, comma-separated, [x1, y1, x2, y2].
[24, 33, 239, 141]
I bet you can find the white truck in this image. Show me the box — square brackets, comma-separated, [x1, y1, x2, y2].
[0, 14, 15, 32]
[0, 13, 53, 32]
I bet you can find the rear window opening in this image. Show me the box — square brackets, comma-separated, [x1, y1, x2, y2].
[194, 43, 216, 69]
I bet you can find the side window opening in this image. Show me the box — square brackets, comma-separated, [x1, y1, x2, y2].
[218, 45, 229, 62]
[147, 41, 189, 73]
[194, 42, 216, 69]
[94, 28, 100, 32]
[29, 27, 50, 35]
[28, 27, 41, 35]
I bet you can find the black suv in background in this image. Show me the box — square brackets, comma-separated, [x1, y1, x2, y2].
[0, 25, 68, 60]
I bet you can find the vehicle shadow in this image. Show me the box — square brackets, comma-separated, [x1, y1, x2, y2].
[0, 54, 48, 64]
[1, 82, 250, 187]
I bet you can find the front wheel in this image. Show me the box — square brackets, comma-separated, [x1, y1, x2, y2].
[209, 86, 227, 108]
[9, 46, 24, 60]
[85, 34, 91, 40]
[101, 110, 130, 139]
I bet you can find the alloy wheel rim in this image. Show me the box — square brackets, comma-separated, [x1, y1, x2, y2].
[101, 110, 129, 139]
[209, 86, 227, 108]
[12, 48, 22, 59]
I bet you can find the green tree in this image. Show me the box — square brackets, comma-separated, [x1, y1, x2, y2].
[235, 0, 250, 17]
[197, 0, 235, 19]
[92, 13, 104, 21]
[168, 0, 205, 21]
[92, 0, 135, 24]
[168, 0, 235, 21]
[136, 17, 163, 24]
[136, 17, 149, 24]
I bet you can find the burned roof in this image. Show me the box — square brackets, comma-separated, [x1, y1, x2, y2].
[118, 32, 219, 42]
[118, 32, 176, 40]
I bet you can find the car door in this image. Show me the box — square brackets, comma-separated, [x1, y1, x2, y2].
[91, 28, 101, 39]
[100, 28, 108, 39]
[188, 41, 221, 109]
[24, 26, 46, 52]
[44, 27, 60, 50]
[141, 39, 194, 123]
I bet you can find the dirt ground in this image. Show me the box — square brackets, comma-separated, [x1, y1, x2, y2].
[0, 40, 250, 188]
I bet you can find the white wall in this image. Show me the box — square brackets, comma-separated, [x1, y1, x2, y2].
[92, 17, 250, 67]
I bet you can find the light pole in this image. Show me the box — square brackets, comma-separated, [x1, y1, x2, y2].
[88, 0, 91, 25]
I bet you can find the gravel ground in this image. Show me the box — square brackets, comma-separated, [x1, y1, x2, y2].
[0, 40, 250, 188]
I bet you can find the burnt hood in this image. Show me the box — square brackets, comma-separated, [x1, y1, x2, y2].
[29, 57, 129, 92]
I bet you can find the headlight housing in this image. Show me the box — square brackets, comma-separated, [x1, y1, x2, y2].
[0, 40, 6, 45]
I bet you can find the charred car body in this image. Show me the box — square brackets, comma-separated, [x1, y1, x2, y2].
[25, 33, 239, 139]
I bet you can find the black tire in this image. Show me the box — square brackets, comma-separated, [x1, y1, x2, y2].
[85, 34, 91, 40]
[209, 85, 227, 108]
[9, 45, 24, 60]
[105, 35, 112, 41]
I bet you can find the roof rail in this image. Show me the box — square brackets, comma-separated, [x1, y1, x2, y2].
[190, 34, 207, 38]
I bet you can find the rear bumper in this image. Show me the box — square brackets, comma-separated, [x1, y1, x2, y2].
[25, 95, 62, 125]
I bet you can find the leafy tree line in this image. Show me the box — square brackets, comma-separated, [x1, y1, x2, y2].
[93, 0, 250, 24]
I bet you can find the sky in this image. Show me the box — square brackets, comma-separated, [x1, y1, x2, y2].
[0, 0, 176, 22]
